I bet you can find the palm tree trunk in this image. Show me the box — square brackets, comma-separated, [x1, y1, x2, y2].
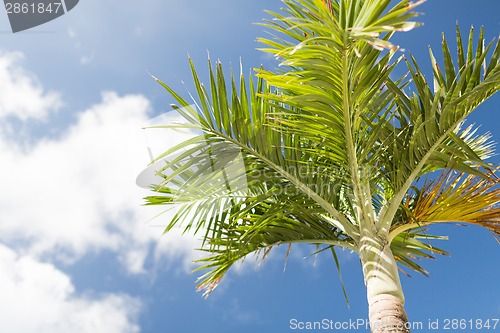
[360, 237, 410, 333]
[368, 294, 409, 333]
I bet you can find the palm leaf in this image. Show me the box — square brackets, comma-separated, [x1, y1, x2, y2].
[391, 230, 449, 277]
[379, 25, 500, 233]
[142, 0, 500, 299]
[389, 168, 500, 242]
[145, 57, 360, 295]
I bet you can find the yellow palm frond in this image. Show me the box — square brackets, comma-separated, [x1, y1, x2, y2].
[390, 169, 500, 242]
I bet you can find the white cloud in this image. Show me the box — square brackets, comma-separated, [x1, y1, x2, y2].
[0, 52, 62, 121]
[0, 52, 209, 332]
[0, 92, 148, 257]
[0, 243, 140, 333]
[0, 50, 203, 275]
[80, 51, 95, 65]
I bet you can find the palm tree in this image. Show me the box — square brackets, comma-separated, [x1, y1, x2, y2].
[141, 0, 500, 332]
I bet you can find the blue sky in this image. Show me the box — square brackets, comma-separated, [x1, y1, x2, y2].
[0, 1, 499, 332]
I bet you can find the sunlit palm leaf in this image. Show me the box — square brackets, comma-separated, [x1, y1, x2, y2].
[143, 0, 500, 299]
[145, 57, 360, 294]
[379, 25, 500, 232]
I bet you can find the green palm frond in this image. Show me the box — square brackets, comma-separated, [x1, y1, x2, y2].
[379, 25, 500, 231]
[391, 230, 449, 277]
[145, 57, 359, 294]
[154, 59, 353, 229]
[195, 194, 356, 296]
[256, 0, 429, 229]
[142, 0, 500, 298]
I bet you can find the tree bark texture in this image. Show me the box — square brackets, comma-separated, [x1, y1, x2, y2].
[369, 294, 410, 333]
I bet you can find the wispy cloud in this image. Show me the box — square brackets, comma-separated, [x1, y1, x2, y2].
[0, 52, 62, 121]
[80, 51, 95, 65]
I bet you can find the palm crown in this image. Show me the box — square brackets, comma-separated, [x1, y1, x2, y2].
[142, 0, 500, 328]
